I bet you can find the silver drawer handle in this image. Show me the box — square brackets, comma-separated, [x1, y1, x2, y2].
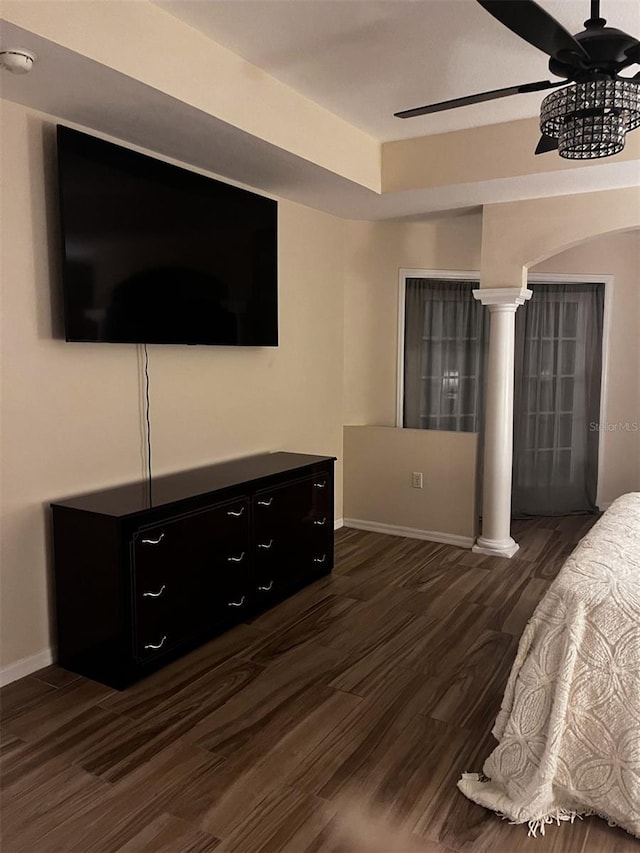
[313, 482, 326, 489]
[141, 533, 165, 545]
[313, 554, 326, 564]
[228, 596, 245, 607]
[143, 585, 166, 598]
[144, 636, 167, 650]
[257, 497, 273, 506]
[227, 507, 245, 517]
[228, 552, 245, 562]
[313, 517, 327, 526]
[258, 580, 274, 591]
[258, 539, 273, 550]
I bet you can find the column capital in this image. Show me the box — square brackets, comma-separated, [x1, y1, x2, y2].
[473, 288, 532, 310]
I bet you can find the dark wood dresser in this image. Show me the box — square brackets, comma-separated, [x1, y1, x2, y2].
[51, 452, 335, 688]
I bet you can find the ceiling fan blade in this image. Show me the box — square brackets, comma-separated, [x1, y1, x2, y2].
[395, 79, 564, 119]
[477, 0, 589, 64]
[625, 42, 640, 65]
[535, 133, 559, 154]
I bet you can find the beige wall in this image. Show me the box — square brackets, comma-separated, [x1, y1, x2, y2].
[340, 214, 483, 546]
[0, 100, 346, 675]
[343, 212, 483, 425]
[343, 426, 478, 544]
[382, 117, 640, 194]
[480, 187, 640, 288]
[342, 212, 639, 521]
[532, 231, 640, 506]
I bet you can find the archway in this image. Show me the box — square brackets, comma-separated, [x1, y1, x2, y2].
[473, 187, 639, 557]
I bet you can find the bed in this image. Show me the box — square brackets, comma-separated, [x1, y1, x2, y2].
[458, 492, 640, 838]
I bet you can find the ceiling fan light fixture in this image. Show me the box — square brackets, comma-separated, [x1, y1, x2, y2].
[540, 78, 640, 159]
[559, 112, 626, 158]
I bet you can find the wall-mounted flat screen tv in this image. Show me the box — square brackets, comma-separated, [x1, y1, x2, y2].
[56, 126, 278, 346]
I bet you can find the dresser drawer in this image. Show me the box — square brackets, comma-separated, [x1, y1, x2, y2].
[132, 499, 249, 578]
[254, 475, 332, 535]
[131, 498, 250, 652]
[252, 472, 333, 605]
[134, 594, 185, 662]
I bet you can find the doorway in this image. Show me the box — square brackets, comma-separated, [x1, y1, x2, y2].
[512, 281, 605, 515]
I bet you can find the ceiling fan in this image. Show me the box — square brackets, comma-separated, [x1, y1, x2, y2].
[395, 0, 640, 159]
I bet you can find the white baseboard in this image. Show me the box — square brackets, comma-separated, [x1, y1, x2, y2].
[334, 518, 344, 530]
[0, 647, 54, 687]
[343, 518, 475, 549]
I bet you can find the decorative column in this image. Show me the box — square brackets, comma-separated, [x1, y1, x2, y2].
[473, 287, 532, 558]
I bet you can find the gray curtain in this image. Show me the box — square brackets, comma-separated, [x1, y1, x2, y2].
[512, 282, 604, 516]
[403, 279, 488, 432]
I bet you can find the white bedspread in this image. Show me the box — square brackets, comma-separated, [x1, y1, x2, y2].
[458, 493, 640, 838]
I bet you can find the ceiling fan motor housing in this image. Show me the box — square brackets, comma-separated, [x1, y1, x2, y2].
[549, 25, 640, 79]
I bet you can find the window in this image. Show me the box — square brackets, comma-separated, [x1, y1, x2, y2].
[401, 277, 487, 432]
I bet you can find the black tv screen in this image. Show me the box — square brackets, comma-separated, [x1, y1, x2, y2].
[56, 126, 278, 346]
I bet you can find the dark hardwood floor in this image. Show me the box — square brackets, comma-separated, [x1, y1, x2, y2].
[2, 516, 638, 852]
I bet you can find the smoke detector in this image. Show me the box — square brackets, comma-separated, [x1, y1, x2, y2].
[0, 49, 37, 74]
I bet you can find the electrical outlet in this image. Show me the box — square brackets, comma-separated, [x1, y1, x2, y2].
[411, 471, 423, 489]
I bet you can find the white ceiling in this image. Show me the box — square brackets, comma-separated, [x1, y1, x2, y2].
[1, 2, 639, 219]
[155, 0, 640, 141]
